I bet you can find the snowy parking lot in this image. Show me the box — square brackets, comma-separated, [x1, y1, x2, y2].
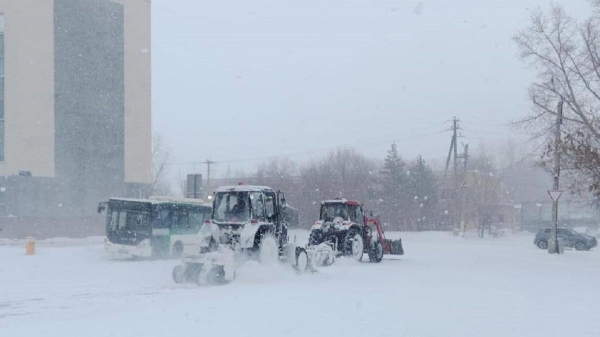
[2, 230, 600, 337]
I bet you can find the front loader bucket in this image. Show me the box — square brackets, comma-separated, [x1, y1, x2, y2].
[385, 239, 404, 255]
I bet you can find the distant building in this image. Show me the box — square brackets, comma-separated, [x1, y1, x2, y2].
[0, 0, 151, 238]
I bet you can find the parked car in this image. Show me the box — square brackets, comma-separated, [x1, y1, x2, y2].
[534, 228, 598, 251]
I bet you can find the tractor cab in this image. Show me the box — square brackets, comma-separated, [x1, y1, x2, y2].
[319, 199, 364, 224]
[204, 185, 289, 250]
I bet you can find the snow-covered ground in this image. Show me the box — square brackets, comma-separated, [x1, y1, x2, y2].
[1, 230, 599, 337]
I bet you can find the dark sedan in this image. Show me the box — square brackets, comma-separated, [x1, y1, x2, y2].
[534, 228, 598, 251]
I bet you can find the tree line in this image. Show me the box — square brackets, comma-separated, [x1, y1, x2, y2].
[243, 143, 510, 233]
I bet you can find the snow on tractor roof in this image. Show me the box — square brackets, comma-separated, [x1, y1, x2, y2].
[214, 185, 275, 193]
[321, 198, 362, 206]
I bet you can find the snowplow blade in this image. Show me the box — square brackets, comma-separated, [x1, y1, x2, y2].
[304, 242, 336, 268]
[385, 239, 404, 255]
[172, 245, 235, 286]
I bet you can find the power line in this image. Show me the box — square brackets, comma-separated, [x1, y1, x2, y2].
[168, 123, 447, 166]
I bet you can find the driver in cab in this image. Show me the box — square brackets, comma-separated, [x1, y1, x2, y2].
[229, 197, 247, 222]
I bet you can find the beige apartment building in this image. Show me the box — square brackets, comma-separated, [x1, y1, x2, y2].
[0, 0, 151, 238]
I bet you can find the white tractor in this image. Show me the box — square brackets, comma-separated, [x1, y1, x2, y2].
[172, 184, 309, 285]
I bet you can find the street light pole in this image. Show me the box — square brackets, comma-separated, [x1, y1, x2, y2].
[549, 100, 563, 254]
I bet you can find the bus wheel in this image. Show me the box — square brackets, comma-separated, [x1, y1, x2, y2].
[173, 241, 184, 257]
[172, 265, 185, 283]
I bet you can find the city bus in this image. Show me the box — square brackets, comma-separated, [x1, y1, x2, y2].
[98, 196, 212, 258]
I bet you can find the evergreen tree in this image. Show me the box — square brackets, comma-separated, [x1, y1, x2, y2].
[407, 155, 439, 230]
[381, 142, 408, 229]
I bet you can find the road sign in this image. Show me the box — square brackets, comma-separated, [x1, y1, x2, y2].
[548, 190, 563, 203]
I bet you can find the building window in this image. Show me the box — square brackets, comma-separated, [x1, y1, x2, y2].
[0, 14, 4, 162]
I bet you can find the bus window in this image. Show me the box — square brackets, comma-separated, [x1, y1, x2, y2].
[189, 210, 205, 229]
[172, 210, 190, 229]
[125, 211, 150, 231]
[118, 212, 127, 230]
[152, 210, 170, 229]
[108, 210, 119, 230]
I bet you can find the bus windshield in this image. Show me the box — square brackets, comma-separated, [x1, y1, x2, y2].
[107, 209, 151, 233]
[213, 192, 250, 223]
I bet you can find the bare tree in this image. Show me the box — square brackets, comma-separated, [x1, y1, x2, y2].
[514, 3, 600, 198]
[464, 153, 502, 238]
[253, 157, 298, 188]
[296, 148, 376, 227]
[151, 134, 172, 196]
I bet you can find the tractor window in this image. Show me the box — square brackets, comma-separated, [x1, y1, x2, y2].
[213, 192, 249, 222]
[251, 192, 265, 221]
[348, 206, 357, 221]
[356, 207, 364, 225]
[265, 192, 276, 220]
[321, 204, 347, 221]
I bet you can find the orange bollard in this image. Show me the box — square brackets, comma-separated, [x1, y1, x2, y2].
[25, 236, 35, 255]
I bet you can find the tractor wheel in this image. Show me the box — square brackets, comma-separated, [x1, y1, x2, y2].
[368, 241, 384, 263]
[173, 241, 184, 257]
[295, 248, 309, 272]
[308, 229, 323, 245]
[343, 228, 364, 262]
[259, 235, 279, 265]
[172, 265, 185, 283]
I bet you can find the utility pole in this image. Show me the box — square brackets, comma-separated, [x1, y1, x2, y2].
[453, 118, 458, 183]
[463, 144, 469, 171]
[459, 143, 469, 234]
[549, 100, 563, 254]
[443, 117, 461, 229]
[444, 117, 459, 182]
[452, 118, 459, 229]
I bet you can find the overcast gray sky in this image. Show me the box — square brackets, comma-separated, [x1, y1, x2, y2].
[152, 0, 589, 181]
